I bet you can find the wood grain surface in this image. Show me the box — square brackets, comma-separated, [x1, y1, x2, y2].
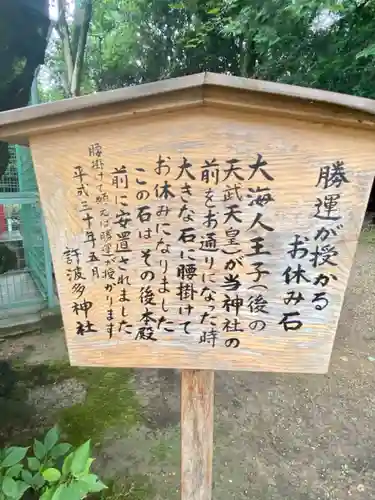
[3, 72, 375, 145]
[181, 369, 214, 500]
[28, 107, 375, 373]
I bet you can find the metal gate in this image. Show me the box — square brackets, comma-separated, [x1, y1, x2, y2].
[0, 143, 56, 327]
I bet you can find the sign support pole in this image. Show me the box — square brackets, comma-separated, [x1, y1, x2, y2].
[181, 369, 214, 500]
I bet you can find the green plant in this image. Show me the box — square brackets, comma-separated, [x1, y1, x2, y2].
[0, 426, 106, 500]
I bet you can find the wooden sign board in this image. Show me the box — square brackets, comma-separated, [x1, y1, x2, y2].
[1, 73, 375, 374]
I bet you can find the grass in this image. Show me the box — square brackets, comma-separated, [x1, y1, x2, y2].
[360, 226, 375, 245]
[99, 476, 153, 500]
[1, 361, 153, 500]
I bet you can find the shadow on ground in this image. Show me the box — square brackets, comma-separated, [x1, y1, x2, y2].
[2, 238, 375, 499]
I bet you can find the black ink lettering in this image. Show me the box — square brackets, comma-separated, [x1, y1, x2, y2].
[287, 235, 309, 259]
[180, 182, 193, 203]
[67, 265, 86, 282]
[179, 227, 196, 244]
[247, 186, 274, 207]
[223, 204, 242, 224]
[159, 276, 170, 294]
[248, 153, 273, 181]
[135, 326, 157, 341]
[178, 204, 195, 223]
[221, 273, 241, 291]
[222, 318, 243, 333]
[140, 270, 155, 281]
[248, 294, 269, 314]
[200, 232, 218, 252]
[72, 283, 86, 299]
[156, 205, 170, 218]
[246, 237, 271, 257]
[199, 328, 218, 348]
[284, 290, 305, 306]
[155, 181, 175, 199]
[76, 320, 97, 335]
[177, 263, 197, 280]
[248, 212, 274, 232]
[72, 298, 93, 318]
[136, 205, 152, 224]
[314, 194, 341, 221]
[313, 273, 338, 287]
[63, 247, 81, 266]
[247, 261, 270, 282]
[136, 190, 150, 201]
[310, 245, 338, 268]
[204, 188, 215, 208]
[278, 312, 303, 331]
[316, 161, 350, 189]
[224, 338, 240, 348]
[222, 184, 242, 202]
[118, 320, 132, 335]
[176, 157, 195, 180]
[111, 165, 128, 188]
[249, 320, 266, 332]
[200, 287, 216, 302]
[222, 294, 243, 316]
[140, 285, 156, 305]
[223, 158, 244, 181]
[224, 257, 244, 271]
[88, 143, 102, 157]
[155, 155, 171, 176]
[201, 158, 220, 184]
[177, 282, 196, 301]
[312, 292, 329, 311]
[314, 225, 343, 242]
[282, 264, 310, 285]
[203, 208, 218, 229]
[136, 167, 147, 186]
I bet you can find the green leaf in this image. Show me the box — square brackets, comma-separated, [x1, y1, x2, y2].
[81, 474, 107, 493]
[14, 481, 30, 500]
[70, 440, 91, 476]
[169, 2, 185, 8]
[42, 468, 61, 483]
[51, 484, 81, 500]
[60, 483, 84, 500]
[33, 440, 46, 460]
[27, 457, 40, 472]
[51, 484, 65, 500]
[84, 458, 95, 474]
[44, 427, 60, 452]
[61, 453, 74, 477]
[40, 489, 55, 500]
[5, 465, 23, 478]
[31, 472, 45, 489]
[21, 470, 33, 485]
[356, 43, 375, 59]
[2, 477, 17, 497]
[1, 447, 28, 468]
[50, 444, 71, 459]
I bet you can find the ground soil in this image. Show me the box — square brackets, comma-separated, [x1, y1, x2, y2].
[2, 233, 375, 499]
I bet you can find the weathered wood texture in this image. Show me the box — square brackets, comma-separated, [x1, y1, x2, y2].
[181, 369, 214, 500]
[3, 73, 375, 145]
[25, 106, 375, 373]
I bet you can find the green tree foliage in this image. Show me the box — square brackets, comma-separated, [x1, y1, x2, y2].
[71, 0, 375, 100]
[0, 0, 49, 179]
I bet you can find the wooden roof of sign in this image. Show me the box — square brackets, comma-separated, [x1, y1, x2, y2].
[1, 73, 375, 374]
[2, 72, 375, 145]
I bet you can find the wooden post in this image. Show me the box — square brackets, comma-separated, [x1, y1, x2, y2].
[181, 369, 214, 500]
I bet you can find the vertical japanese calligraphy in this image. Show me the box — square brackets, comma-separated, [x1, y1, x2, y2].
[61, 152, 352, 352]
[279, 160, 349, 332]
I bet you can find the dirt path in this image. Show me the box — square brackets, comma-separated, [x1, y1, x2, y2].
[3, 238, 375, 499]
